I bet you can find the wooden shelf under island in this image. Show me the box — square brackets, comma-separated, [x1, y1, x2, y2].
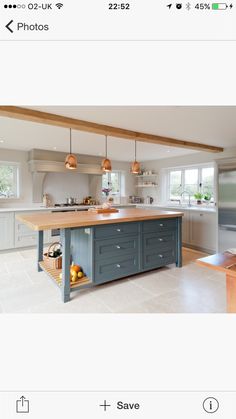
[17, 208, 183, 303]
[38, 261, 92, 290]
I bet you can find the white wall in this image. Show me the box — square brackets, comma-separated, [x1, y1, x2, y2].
[0, 148, 32, 207]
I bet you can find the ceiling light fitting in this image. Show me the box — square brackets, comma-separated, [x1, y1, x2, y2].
[101, 135, 112, 172]
[131, 140, 141, 174]
[65, 128, 78, 170]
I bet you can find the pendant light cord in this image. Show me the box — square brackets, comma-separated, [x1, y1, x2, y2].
[105, 135, 108, 158]
[135, 140, 137, 161]
[70, 129, 72, 154]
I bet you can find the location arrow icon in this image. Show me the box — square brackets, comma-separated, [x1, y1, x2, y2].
[6, 20, 14, 33]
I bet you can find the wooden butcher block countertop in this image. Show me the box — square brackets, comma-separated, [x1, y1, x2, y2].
[16, 208, 183, 231]
[197, 253, 236, 278]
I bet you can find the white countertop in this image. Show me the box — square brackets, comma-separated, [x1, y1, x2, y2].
[0, 205, 91, 213]
[0, 204, 136, 213]
[0, 203, 216, 213]
[135, 203, 216, 213]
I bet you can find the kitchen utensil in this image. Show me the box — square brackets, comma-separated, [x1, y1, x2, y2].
[42, 193, 51, 207]
[146, 196, 154, 205]
[66, 197, 75, 205]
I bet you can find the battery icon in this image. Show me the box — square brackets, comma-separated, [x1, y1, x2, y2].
[212, 3, 228, 9]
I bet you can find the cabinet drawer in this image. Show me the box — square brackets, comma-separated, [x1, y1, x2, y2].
[95, 235, 139, 259]
[15, 234, 37, 248]
[143, 231, 176, 251]
[94, 222, 139, 239]
[143, 218, 176, 233]
[143, 248, 176, 270]
[15, 220, 35, 236]
[95, 253, 139, 284]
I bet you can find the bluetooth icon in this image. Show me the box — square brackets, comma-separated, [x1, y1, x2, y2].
[186, 2, 191, 10]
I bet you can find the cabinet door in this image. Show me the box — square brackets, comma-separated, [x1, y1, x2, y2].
[15, 217, 37, 248]
[95, 253, 140, 284]
[0, 212, 14, 250]
[189, 211, 216, 252]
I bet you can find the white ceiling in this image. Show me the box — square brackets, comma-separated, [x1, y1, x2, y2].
[0, 106, 236, 161]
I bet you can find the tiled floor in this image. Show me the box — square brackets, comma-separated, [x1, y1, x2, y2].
[0, 247, 226, 313]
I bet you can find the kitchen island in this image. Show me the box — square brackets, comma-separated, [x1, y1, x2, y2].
[17, 208, 183, 303]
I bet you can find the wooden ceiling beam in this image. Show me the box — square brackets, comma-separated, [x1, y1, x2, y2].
[0, 106, 224, 153]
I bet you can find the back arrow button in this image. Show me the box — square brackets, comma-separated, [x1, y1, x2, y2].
[6, 20, 14, 33]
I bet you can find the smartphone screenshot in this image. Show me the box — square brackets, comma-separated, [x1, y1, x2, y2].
[0, 1, 236, 418]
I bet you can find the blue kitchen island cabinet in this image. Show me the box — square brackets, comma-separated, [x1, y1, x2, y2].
[17, 208, 183, 303]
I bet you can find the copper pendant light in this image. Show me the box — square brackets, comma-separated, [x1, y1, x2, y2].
[65, 128, 77, 170]
[101, 135, 112, 172]
[131, 140, 141, 174]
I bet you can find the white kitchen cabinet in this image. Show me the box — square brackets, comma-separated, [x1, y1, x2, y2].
[0, 212, 14, 250]
[189, 211, 216, 253]
[15, 212, 51, 248]
[15, 217, 37, 248]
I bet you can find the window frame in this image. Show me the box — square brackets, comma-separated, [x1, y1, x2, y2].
[102, 170, 121, 197]
[166, 163, 215, 203]
[0, 161, 20, 200]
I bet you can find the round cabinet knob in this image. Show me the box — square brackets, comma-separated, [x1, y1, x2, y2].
[116, 245, 121, 249]
[159, 254, 163, 258]
[159, 223, 164, 227]
[116, 264, 121, 268]
[158, 238, 163, 242]
[116, 228, 121, 232]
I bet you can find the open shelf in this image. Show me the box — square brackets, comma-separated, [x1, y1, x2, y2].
[136, 174, 158, 177]
[136, 185, 158, 188]
[39, 261, 92, 289]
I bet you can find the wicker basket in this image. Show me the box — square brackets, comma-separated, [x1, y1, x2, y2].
[43, 242, 62, 270]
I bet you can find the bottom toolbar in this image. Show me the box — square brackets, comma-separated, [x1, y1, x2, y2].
[0, 391, 235, 418]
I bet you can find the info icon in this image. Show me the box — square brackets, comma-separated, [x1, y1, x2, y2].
[176, 3, 182, 9]
[203, 397, 219, 414]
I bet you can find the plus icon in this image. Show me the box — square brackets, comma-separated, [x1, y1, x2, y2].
[99, 400, 111, 412]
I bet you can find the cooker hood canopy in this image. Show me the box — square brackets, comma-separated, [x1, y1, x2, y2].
[28, 149, 103, 202]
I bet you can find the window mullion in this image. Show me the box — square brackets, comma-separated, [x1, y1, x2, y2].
[181, 170, 185, 201]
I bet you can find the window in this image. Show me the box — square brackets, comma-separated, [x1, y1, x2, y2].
[169, 170, 182, 200]
[0, 162, 19, 199]
[167, 165, 215, 203]
[184, 169, 198, 199]
[201, 167, 214, 196]
[102, 171, 121, 197]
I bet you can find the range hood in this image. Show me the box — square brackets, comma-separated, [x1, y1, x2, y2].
[28, 150, 103, 203]
[28, 159, 103, 175]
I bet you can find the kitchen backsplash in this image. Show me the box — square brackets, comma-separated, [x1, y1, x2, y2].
[43, 172, 90, 204]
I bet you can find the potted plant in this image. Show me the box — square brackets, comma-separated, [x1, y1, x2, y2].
[203, 192, 212, 205]
[194, 192, 203, 205]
